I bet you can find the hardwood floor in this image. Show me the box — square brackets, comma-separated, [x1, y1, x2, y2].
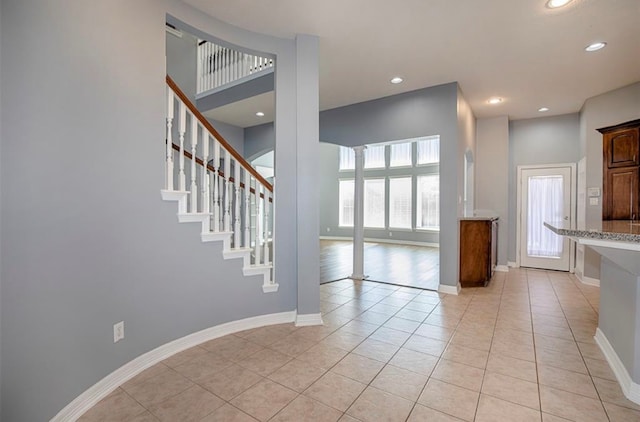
[320, 240, 439, 290]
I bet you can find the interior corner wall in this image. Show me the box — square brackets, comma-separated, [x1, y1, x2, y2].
[476, 116, 509, 266]
[244, 122, 275, 160]
[165, 30, 197, 102]
[457, 87, 476, 215]
[580, 81, 640, 280]
[507, 113, 581, 263]
[0, 1, 301, 420]
[318, 83, 460, 287]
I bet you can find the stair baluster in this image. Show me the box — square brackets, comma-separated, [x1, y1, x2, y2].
[189, 116, 198, 213]
[223, 149, 231, 232]
[201, 130, 210, 214]
[244, 174, 251, 248]
[165, 88, 174, 191]
[233, 159, 241, 248]
[212, 141, 220, 232]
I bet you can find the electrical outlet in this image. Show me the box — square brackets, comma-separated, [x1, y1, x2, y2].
[113, 321, 124, 343]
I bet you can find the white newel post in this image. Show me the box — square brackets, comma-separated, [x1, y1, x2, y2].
[190, 117, 198, 213]
[352, 146, 366, 280]
[178, 102, 186, 193]
[244, 175, 251, 248]
[202, 131, 210, 214]
[234, 161, 241, 248]
[165, 88, 174, 191]
[224, 150, 231, 232]
[212, 142, 220, 232]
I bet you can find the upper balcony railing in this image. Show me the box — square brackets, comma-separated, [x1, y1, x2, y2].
[197, 40, 274, 95]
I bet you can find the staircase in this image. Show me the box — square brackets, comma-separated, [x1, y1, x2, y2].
[163, 76, 277, 293]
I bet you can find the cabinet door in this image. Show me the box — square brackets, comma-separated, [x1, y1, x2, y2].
[604, 127, 639, 168]
[605, 167, 639, 220]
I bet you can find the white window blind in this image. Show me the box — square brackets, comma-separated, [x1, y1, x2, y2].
[390, 142, 412, 167]
[338, 179, 354, 227]
[339, 146, 355, 170]
[389, 177, 412, 229]
[364, 179, 385, 228]
[365, 145, 386, 169]
[417, 175, 439, 229]
[417, 137, 440, 165]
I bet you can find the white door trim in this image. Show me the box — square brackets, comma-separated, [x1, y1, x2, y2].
[516, 163, 576, 271]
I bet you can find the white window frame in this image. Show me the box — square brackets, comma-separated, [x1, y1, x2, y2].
[339, 146, 355, 171]
[389, 176, 412, 229]
[416, 174, 440, 231]
[417, 136, 440, 166]
[364, 178, 386, 228]
[390, 142, 412, 168]
[338, 179, 355, 227]
[364, 145, 386, 169]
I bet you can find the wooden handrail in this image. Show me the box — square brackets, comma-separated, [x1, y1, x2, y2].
[166, 75, 273, 192]
[170, 142, 271, 201]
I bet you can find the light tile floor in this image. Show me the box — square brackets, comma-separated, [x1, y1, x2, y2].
[79, 269, 640, 421]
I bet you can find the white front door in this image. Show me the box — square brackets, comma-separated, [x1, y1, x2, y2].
[519, 165, 574, 271]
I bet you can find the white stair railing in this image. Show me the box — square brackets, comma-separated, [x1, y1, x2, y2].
[164, 76, 275, 290]
[196, 40, 274, 94]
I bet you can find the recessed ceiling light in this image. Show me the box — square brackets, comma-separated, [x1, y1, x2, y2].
[390, 77, 403, 84]
[538, 107, 550, 112]
[256, 112, 265, 117]
[546, 0, 573, 9]
[585, 42, 607, 52]
[487, 97, 503, 105]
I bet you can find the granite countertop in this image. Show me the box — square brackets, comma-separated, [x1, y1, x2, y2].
[459, 213, 499, 221]
[544, 220, 640, 243]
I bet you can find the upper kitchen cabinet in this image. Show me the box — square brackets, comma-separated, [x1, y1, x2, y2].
[603, 125, 639, 168]
[600, 119, 640, 220]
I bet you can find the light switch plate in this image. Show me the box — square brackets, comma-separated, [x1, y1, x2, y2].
[587, 187, 601, 197]
[589, 197, 599, 206]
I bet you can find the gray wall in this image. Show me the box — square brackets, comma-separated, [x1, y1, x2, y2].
[580, 82, 640, 279]
[320, 84, 461, 287]
[0, 0, 319, 420]
[244, 83, 463, 287]
[318, 142, 440, 244]
[507, 113, 581, 262]
[166, 30, 197, 102]
[476, 116, 509, 266]
[245, 122, 275, 160]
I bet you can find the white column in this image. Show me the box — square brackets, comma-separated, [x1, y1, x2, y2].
[351, 145, 366, 280]
[189, 117, 198, 213]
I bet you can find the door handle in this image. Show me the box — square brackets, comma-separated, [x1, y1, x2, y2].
[564, 216, 569, 220]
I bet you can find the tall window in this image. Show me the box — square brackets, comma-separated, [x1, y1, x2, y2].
[364, 179, 385, 228]
[417, 136, 440, 165]
[389, 177, 412, 228]
[339, 147, 355, 170]
[390, 142, 412, 167]
[364, 145, 385, 169]
[338, 179, 354, 226]
[417, 175, 439, 230]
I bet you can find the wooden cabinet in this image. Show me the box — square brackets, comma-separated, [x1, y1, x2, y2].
[604, 127, 639, 168]
[605, 167, 639, 220]
[459, 218, 498, 287]
[601, 120, 640, 220]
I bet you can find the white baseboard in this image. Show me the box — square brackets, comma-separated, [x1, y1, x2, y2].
[577, 273, 600, 287]
[319, 236, 439, 248]
[508, 261, 518, 268]
[51, 310, 297, 422]
[438, 283, 461, 295]
[594, 328, 640, 405]
[495, 265, 509, 273]
[295, 313, 324, 327]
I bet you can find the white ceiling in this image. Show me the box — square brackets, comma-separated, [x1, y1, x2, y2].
[203, 92, 274, 128]
[186, 0, 640, 122]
